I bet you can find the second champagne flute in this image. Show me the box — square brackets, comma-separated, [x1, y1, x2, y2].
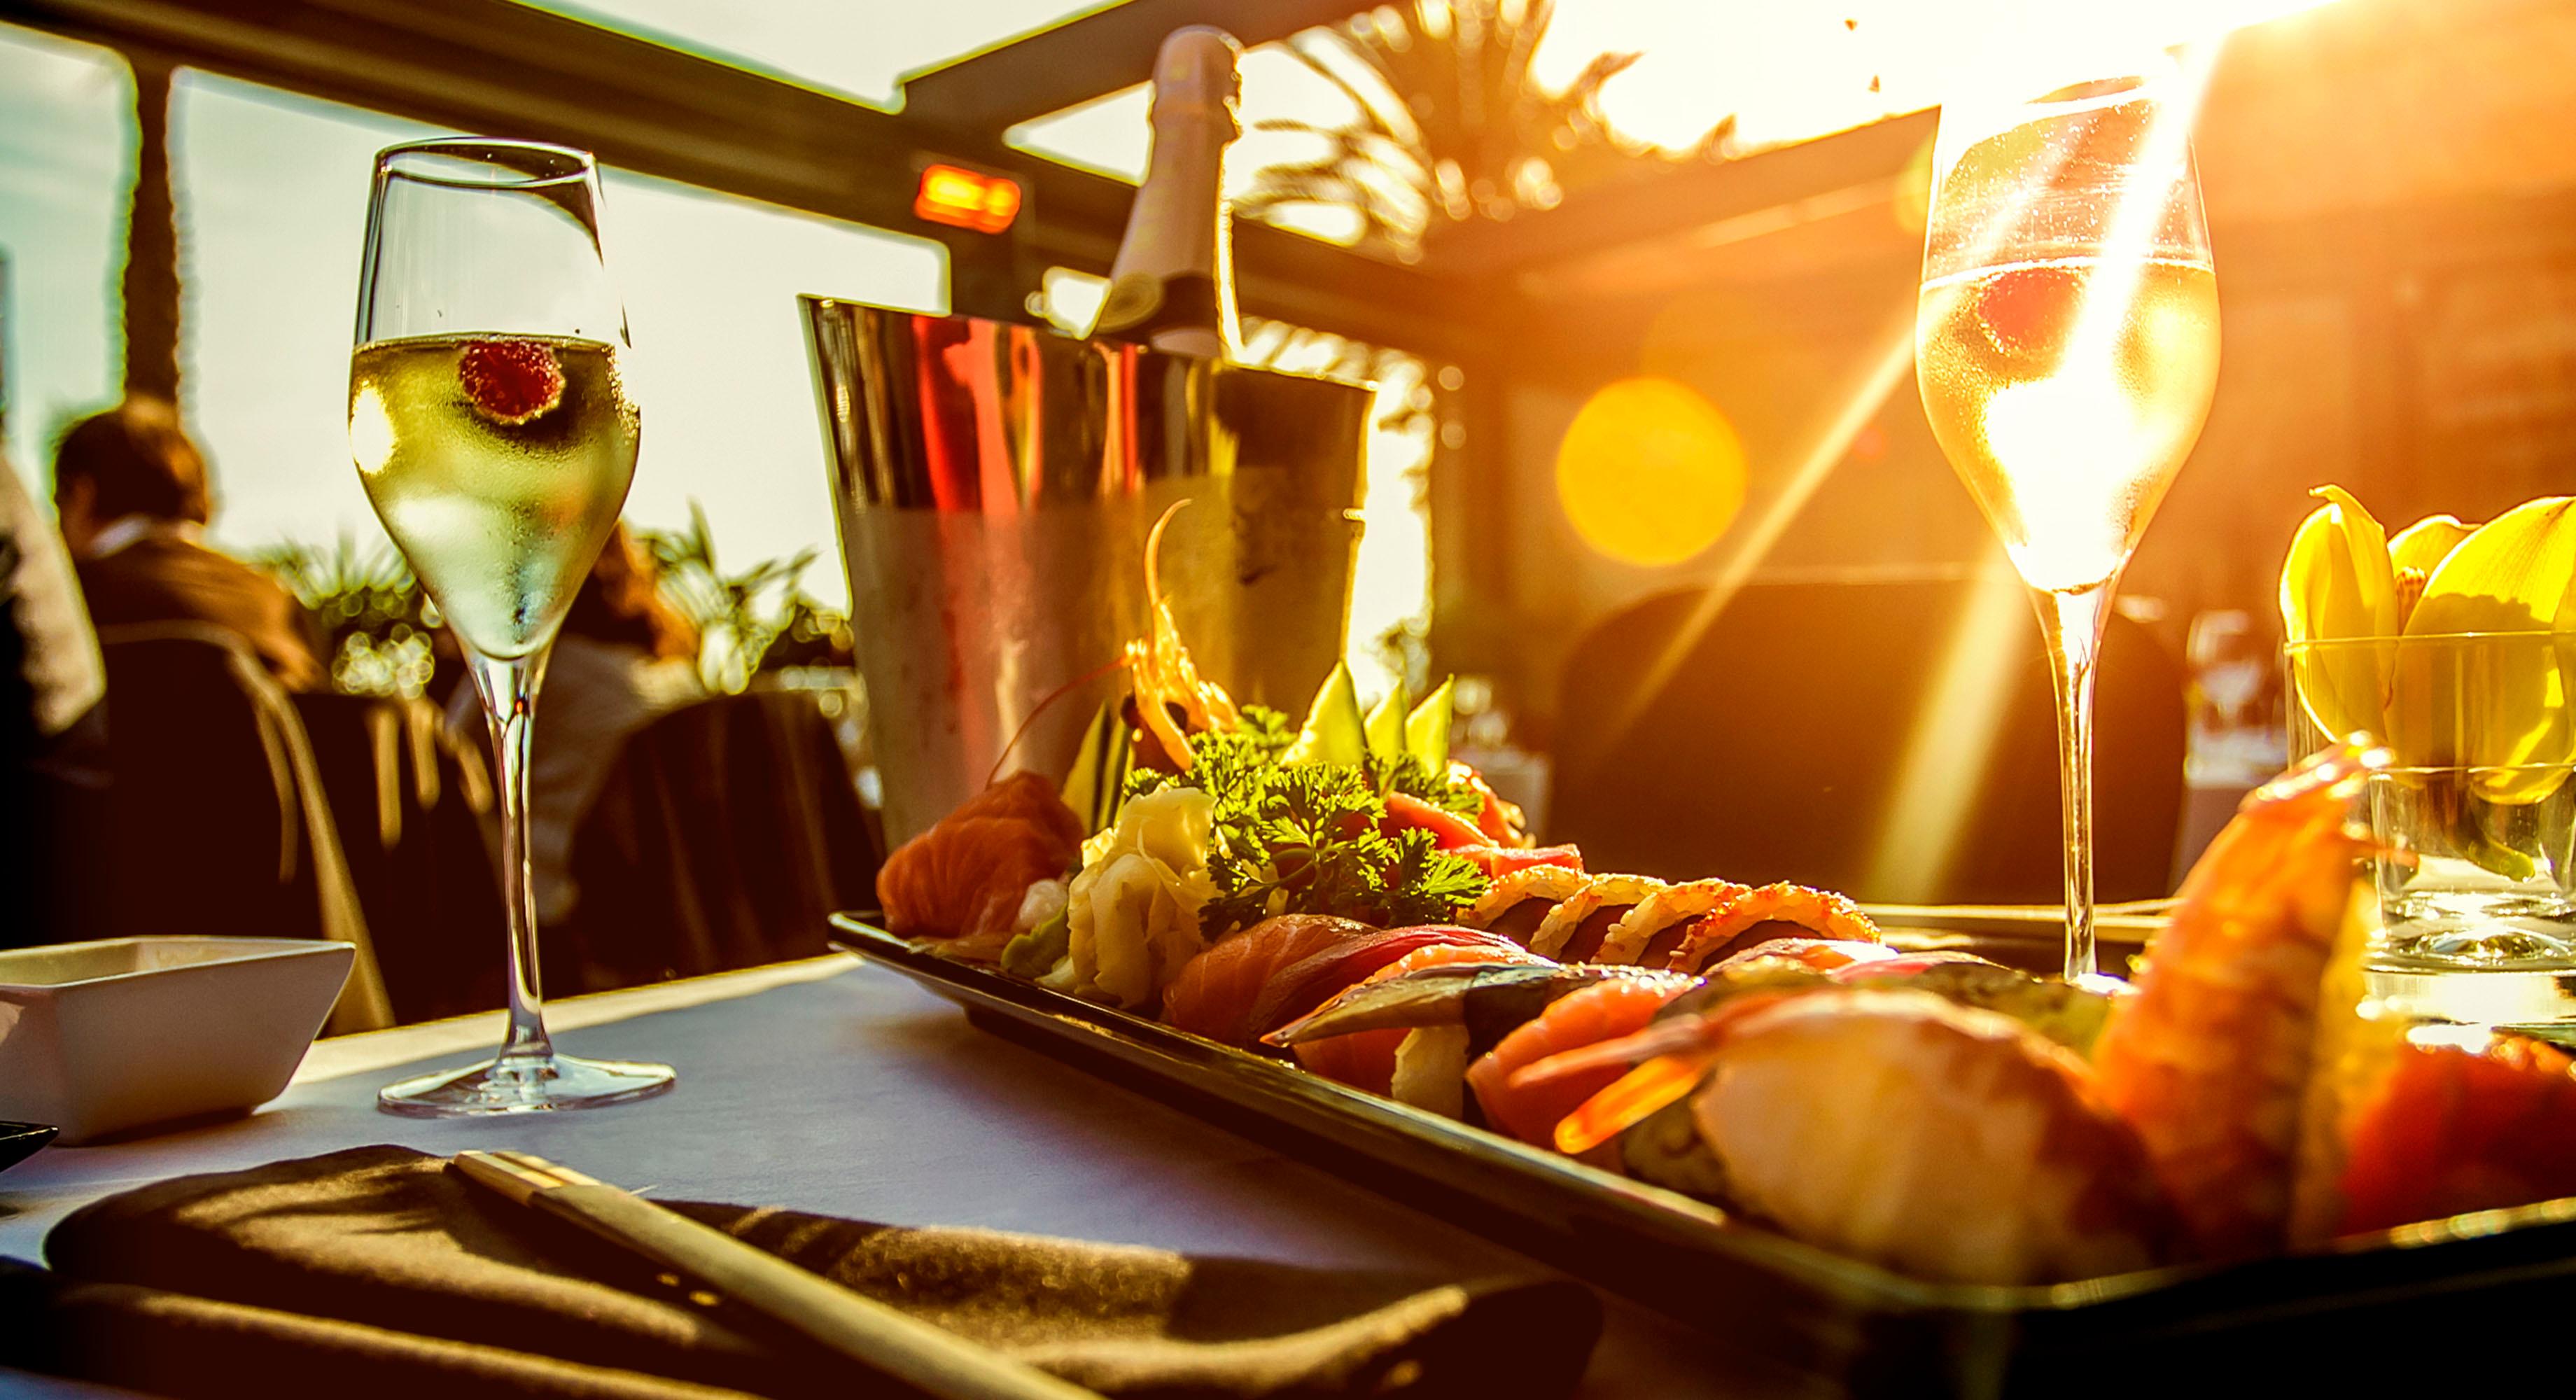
[1915, 68, 2221, 979]
[351, 138, 674, 1113]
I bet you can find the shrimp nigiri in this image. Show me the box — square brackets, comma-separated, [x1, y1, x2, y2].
[2090, 743, 2382, 1259]
[1524, 988, 2181, 1283]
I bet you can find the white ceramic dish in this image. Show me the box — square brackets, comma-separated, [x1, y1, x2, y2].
[0, 937, 354, 1144]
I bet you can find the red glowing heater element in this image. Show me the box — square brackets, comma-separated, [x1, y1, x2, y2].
[915, 164, 1021, 234]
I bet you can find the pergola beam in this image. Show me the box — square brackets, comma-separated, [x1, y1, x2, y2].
[1427, 111, 1939, 281]
[8, 0, 945, 236]
[898, 0, 1367, 134]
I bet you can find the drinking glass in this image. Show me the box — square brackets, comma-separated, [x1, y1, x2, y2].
[2287, 632, 2576, 1024]
[351, 139, 674, 1113]
[1916, 66, 2220, 979]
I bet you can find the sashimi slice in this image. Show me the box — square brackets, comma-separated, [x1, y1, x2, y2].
[2341, 1037, 2576, 1235]
[1161, 915, 1373, 1046]
[878, 773, 1084, 941]
[1708, 938, 1896, 976]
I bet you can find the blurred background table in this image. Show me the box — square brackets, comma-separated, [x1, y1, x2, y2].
[0, 955, 1779, 1399]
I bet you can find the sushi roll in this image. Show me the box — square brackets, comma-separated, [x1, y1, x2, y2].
[1269, 962, 1695, 1120]
[1665, 883, 1881, 972]
[1530, 874, 1667, 961]
[1599, 879, 1751, 967]
[1463, 866, 1591, 947]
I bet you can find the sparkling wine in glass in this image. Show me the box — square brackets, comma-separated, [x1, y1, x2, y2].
[351, 139, 673, 1113]
[1915, 69, 2220, 979]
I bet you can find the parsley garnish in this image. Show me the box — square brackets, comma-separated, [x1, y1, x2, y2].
[1126, 705, 1490, 936]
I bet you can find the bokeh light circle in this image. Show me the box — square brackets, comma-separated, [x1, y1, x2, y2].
[1553, 376, 1747, 566]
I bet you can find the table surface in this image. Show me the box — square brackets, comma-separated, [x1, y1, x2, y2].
[0, 957, 1786, 1398]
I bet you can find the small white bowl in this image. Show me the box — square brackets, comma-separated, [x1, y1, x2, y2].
[0, 937, 354, 1144]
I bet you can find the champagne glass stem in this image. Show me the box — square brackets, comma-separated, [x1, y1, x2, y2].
[2033, 580, 2113, 981]
[467, 645, 556, 1068]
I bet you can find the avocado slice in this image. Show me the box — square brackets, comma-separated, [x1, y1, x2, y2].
[1059, 696, 1133, 836]
[1364, 683, 1408, 762]
[1283, 662, 1367, 766]
[1406, 676, 1454, 772]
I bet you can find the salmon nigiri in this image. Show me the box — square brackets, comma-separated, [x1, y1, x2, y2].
[2337, 1037, 2576, 1236]
[1467, 976, 1696, 1145]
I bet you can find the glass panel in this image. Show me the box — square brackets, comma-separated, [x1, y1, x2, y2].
[0, 22, 131, 489]
[513, 0, 1128, 109]
[169, 73, 433, 568]
[601, 171, 944, 610]
[169, 69, 948, 610]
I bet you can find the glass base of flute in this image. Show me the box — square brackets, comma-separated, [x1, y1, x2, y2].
[379, 645, 675, 1116]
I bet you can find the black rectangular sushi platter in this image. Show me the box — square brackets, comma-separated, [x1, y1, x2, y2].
[832, 916, 2576, 1394]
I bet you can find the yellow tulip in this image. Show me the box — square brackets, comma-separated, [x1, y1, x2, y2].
[2386, 514, 2477, 628]
[2399, 496, 2576, 802]
[2279, 486, 2397, 743]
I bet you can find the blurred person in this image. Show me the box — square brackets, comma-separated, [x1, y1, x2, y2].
[451, 520, 703, 924]
[52, 398, 328, 691]
[1, 450, 111, 946]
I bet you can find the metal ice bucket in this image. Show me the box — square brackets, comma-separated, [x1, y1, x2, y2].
[802, 298, 1371, 844]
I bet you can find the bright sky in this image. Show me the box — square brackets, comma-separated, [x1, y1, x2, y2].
[169, 70, 947, 609]
[1010, 0, 2343, 230]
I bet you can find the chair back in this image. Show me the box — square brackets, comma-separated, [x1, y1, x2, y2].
[94, 624, 393, 1030]
[551, 689, 881, 993]
[291, 690, 504, 1023]
[1549, 576, 2186, 904]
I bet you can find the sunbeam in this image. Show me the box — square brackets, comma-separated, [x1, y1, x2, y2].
[1580, 307, 1924, 775]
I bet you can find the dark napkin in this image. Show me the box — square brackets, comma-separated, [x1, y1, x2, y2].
[0, 1147, 1597, 1400]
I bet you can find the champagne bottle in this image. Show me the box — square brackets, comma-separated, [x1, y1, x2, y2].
[1093, 26, 1242, 360]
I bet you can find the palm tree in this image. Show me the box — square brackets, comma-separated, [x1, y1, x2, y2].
[1238, 0, 1735, 262]
[639, 503, 832, 692]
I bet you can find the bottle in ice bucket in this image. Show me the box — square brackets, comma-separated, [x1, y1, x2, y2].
[1092, 27, 1242, 359]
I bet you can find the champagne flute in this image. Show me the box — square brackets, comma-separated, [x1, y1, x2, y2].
[1915, 67, 2220, 979]
[351, 139, 674, 1113]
